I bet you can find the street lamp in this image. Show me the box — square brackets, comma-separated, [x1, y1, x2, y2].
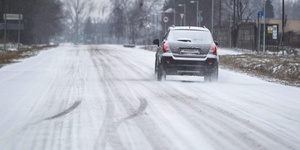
[190, 1, 199, 26]
[178, 4, 186, 26]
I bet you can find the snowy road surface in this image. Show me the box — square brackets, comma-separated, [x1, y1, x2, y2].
[0, 44, 299, 150]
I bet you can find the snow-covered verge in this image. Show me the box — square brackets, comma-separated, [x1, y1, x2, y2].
[0, 44, 300, 150]
[141, 45, 300, 87]
[220, 53, 300, 87]
[0, 45, 58, 68]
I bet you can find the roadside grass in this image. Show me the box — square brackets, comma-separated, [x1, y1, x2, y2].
[0, 45, 58, 68]
[123, 45, 300, 87]
[220, 53, 300, 87]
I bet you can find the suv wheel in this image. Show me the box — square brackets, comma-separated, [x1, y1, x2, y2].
[157, 64, 166, 81]
[204, 76, 210, 82]
[204, 68, 218, 82]
[210, 68, 218, 82]
[155, 60, 158, 75]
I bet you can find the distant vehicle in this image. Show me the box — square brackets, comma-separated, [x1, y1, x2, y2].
[153, 26, 219, 82]
[123, 44, 136, 48]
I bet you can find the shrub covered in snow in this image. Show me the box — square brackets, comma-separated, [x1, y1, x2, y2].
[220, 53, 300, 87]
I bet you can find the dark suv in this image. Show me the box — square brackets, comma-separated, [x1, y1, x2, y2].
[153, 26, 219, 82]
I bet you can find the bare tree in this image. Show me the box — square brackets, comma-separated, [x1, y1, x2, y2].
[272, 0, 300, 19]
[296, 1, 300, 18]
[108, 0, 159, 44]
[285, 0, 300, 19]
[223, 0, 255, 47]
[63, 0, 95, 41]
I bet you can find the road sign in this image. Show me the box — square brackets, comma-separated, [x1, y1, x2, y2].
[258, 11, 263, 17]
[145, 23, 151, 30]
[162, 16, 169, 23]
[3, 14, 23, 20]
[267, 26, 273, 34]
[198, 16, 203, 22]
[0, 23, 24, 30]
[273, 25, 278, 40]
[77, 34, 86, 41]
[180, 13, 185, 20]
[197, 11, 203, 22]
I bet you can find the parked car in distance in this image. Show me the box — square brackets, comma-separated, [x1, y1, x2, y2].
[153, 26, 219, 82]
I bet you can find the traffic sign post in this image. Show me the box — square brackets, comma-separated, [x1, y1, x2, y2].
[180, 13, 185, 20]
[263, 0, 266, 53]
[18, 14, 21, 50]
[257, 11, 263, 52]
[76, 34, 86, 41]
[0, 24, 25, 30]
[2, 14, 24, 51]
[3, 14, 23, 20]
[162, 16, 169, 23]
[4, 14, 6, 51]
[145, 23, 151, 49]
[162, 16, 169, 32]
[180, 13, 184, 26]
[145, 23, 151, 30]
[197, 11, 203, 26]
[258, 11, 263, 17]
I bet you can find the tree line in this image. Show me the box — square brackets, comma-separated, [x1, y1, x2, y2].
[105, 0, 299, 45]
[107, 0, 160, 44]
[0, 0, 64, 44]
[106, 0, 258, 45]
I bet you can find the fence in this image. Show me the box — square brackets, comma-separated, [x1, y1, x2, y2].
[284, 31, 300, 48]
[214, 23, 300, 51]
[214, 23, 257, 51]
[236, 23, 256, 51]
[214, 27, 231, 47]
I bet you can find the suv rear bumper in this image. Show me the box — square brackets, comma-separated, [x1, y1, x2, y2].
[160, 54, 218, 76]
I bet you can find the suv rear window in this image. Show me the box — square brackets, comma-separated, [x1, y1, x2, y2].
[168, 30, 213, 44]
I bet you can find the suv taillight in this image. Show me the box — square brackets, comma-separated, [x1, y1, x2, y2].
[209, 45, 217, 55]
[163, 42, 170, 52]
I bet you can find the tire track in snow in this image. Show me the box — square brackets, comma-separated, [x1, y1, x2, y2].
[143, 82, 297, 150]
[115, 98, 148, 126]
[90, 46, 175, 149]
[90, 47, 126, 150]
[90, 47, 151, 150]
[44, 100, 82, 120]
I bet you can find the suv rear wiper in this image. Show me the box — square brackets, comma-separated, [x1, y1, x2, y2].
[177, 38, 191, 42]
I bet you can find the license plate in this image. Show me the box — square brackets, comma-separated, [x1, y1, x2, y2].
[181, 49, 200, 54]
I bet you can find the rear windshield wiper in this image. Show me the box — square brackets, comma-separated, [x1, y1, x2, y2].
[177, 38, 191, 42]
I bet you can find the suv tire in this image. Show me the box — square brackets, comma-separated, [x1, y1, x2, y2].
[157, 64, 166, 81]
[204, 67, 218, 82]
[210, 68, 218, 82]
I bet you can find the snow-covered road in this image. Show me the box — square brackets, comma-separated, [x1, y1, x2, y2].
[0, 44, 299, 150]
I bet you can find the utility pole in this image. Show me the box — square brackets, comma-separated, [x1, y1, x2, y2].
[230, 3, 232, 48]
[233, 0, 236, 24]
[190, 1, 199, 26]
[178, 4, 186, 26]
[282, 0, 285, 55]
[18, 14, 21, 50]
[173, 8, 176, 26]
[257, 12, 262, 53]
[4, 14, 6, 51]
[229, 13, 232, 48]
[184, 4, 186, 26]
[219, 0, 221, 26]
[197, 1, 199, 26]
[212, 0, 214, 37]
